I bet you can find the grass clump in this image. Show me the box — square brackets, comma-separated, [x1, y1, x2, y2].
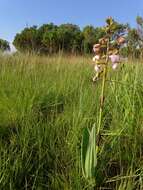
[0, 54, 143, 189]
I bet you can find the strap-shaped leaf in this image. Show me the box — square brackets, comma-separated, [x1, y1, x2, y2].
[81, 127, 90, 178]
[81, 125, 97, 180]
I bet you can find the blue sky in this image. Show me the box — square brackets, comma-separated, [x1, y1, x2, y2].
[0, 0, 143, 42]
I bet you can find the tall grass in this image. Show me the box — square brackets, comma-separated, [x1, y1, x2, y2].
[0, 54, 143, 189]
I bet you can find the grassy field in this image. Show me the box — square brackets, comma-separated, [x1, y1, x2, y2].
[0, 54, 143, 190]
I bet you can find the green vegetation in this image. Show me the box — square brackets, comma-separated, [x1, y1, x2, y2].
[12, 22, 126, 55]
[12, 16, 143, 58]
[0, 54, 143, 189]
[0, 39, 10, 52]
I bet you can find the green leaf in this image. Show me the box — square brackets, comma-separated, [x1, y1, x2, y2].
[81, 125, 97, 180]
[81, 127, 90, 177]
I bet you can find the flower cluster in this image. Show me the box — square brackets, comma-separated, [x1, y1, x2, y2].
[92, 17, 126, 82]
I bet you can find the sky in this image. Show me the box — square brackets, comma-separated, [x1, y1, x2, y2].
[0, 0, 143, 43]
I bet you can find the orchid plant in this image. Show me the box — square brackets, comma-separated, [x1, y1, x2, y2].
[81, 17, 127, 187]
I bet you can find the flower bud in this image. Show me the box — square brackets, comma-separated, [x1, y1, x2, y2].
[99, 38, 108, 45]
[93, 44, 100, 48]
[106, 17, 113, 25]
[94, 65, 101, 72]
[93, 48, 100, 53]
[93, 44, 101, 53]
[117, 36, 125, 44]
[93, 55, 100, 61]
[112, 63, 118, 70]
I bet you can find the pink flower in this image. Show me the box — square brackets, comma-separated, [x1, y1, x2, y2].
[93, 44, 101, 53]
[92, 55, 100, 62]
[109, 55, 120, 63]
[94, 65, 101, 72]
[109, 55, 120, 70]
[112, 63, 118, 70]
[93, 44, 100, 48]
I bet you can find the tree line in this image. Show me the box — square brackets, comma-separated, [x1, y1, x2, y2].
[1, 16, 143, 57]
[13, 23, 106, 54]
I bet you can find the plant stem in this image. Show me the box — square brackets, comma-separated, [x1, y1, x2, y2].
[97, 39, 110, 138]
[93, 39, 110, 190]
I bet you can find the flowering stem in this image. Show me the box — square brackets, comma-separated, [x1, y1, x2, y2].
[97, 39, 110, 141]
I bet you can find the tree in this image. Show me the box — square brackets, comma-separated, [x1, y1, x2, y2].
[57, 24, 82, 53]
[13, 23, 83, 54]
[82, 26, 105, 53]
[82, 26, 96, 53]
[13, 26, 38, 52]
[136, 16, 143, 57]
[0, 39, 10, 52]
[37, 23, 58, 53]
[127, 28, 140, 58]
[41, 23, 58, 54]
